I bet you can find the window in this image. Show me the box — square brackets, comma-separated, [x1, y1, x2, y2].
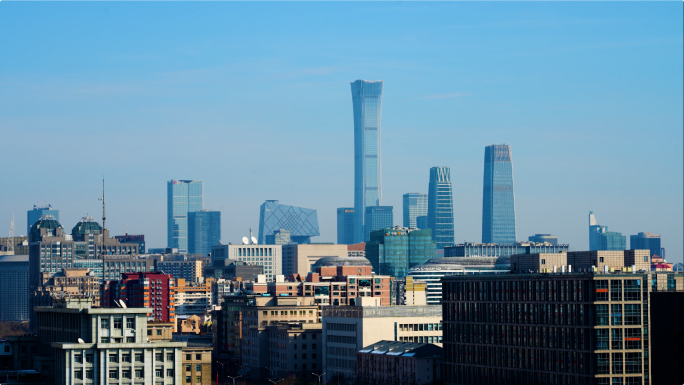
[122, 354, 131, 363]
[196, 376, 202, 383]
[108, 370, 118, 379]
[167, 369, 174, 377]
[75, 370, 83, 380]
[595, 353, 609, 375]
[167, 353, 174, 361]
[595, 305, 609, 326]
[147, 329, 152, 336]
[109, 354, 118, 363]
[122, 370, 132, 379]
[135, 369, 144, 379]
[195, 354, 201, 360]
[74, 354, 83, 363]
[612, 353, 623, 374]
[100, 337, 109, 343]
[625, 352, 642, 374]
[611, 329, 622, 350]
[126, 317, 135, 329]
[186, 376, 192, 383]
[625, 304, 641, 325]
[157, 330, 162, 336]
[155, 353, 163, 361]
[113, 318, 123, 329]
[135, 353, 144, 363]
[625, 328, 642, 349]
[86, 354, 94, 363]
[156, 370, 163, 378]
[185, 364, 191, 371]
[596, 329, 609, 350]
[86, 370, 94, 379]
[196, 364, 201, 371]
[101, 318, 110, 329]
[541, 259, 546, 265]
[186, 354, 191, 361]
[611, 305, 622, 325]
[126, 337, 135, 343]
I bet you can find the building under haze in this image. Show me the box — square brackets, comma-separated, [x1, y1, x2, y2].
[167, 180, 203, 253]
[258, 200, 320, 244]
[427, 167, 454, 254]
[188, 209, 221, 256]
[403, 193, 428, 229]
[336, 207, 355, 245]
[351, 79, 384, 244]
[114, 233, 146, 254]
[0, 254, 29, 321]
[482, 144, 516, 244]
[630, 232, 661, 257]
[27, 203, 58, 236]
[528, 234, 558, 245]
[366, 226, 436, 279]
[364, 206, 394, 242]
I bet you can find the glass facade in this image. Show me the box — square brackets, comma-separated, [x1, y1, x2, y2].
[416, 215, 428, 230]
[364, 206, 393, 242]
[600, 232, 627, 251]
[427, 167, 454, 253]
[482, 144, 516, 244]
[258, 200, 319, 244]
[265, 229, 291, 245]
[336, 207, 355, 245]
[188, 210, 221, 255]
[351, 80, 383, 244]
[27, 204, 59, 236]
[402, 193, 427, 229]
[630, 232, 661, 257]
[444, 242, 570, 258]
[167, 180, 203, 253]
[366, 227, 436, 279]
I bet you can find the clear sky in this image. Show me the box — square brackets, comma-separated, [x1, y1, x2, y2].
[1, 2, 682, 263]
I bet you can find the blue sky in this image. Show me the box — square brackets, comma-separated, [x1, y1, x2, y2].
[1, 2, 682, 262]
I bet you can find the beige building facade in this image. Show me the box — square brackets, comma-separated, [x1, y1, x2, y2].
[281, 244, 349, 276]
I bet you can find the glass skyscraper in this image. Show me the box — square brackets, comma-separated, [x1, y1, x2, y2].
[258, 200, 319, 244]
[482, 144, 516, 244]
[27, 204, 58, 236]
[336, 207, 355, 245]
[188, 209, 221, 256]
[365, 227, 436, 279]
[351, 79, 383, 243]
[167, 180, 203, 253]
[589, 211, 607, 251]
[599, 232, 627, 251]
[403, 193, 428, 229]
[427, 167, 454, 253]
[364, 206, 393, 242]
[630, 232, 661, 257]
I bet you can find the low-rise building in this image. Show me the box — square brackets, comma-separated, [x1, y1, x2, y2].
[322, 304, 442, 382]
[181, 346, 212, 385]
[175, 278, 213, 316]
[281, 243, 349, 276]
[267, 322, 323, 381]
[102, 272, 177, 328]
[204, 259, 263, 282]
[357, 341, 442, 385]
[211, 278, 244, 305]
[156, 259, 203, 282]
[210, 244, 282, 281]
[147, 322, 174, 341]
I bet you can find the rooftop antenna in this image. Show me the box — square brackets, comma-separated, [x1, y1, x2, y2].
[8, 213, 14, 252]
[98, 178, 106, 285]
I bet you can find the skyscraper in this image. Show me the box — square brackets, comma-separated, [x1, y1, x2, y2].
[589, 211, 626, 251]
[365, 206, 394, 241]
[589, 211, 607, 251]
[188, 209, 221, 256]
[416, 216, 428, 230]
[427, 167, 454, 253]
[336, 207, 355, 245]
[258, 200, 319, 244]
[403, 193, 428, 229]
[167, 180, 203, 253]
[630, 232, 662, 257]
[27, 203, 58, 236]
[351, 79, 384, 243]
[482, 144, 516, 244]
[366, 227, 436, 279]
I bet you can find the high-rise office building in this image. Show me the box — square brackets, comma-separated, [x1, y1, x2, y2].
[188, 209, 221, 256]
[427, 167, 454, 253]
[528, 234, 558, 245]
[258, 200, 320, 244]
[351, 79, 384, 243]
[365, 206, 394, 241]
[416, 215, 428, 230]
[403, 193, 428, 229]
[630, 232, 661, 257]
[336, 207, 355, 245]
[0, 255, 29, 321]
[167, 180, 203, 253]
[590, 211, 609, 251]
[265, 228, 291, 245]
[482, 145, 516, 244]
[366, 226, 436, 279]
[27, 203, 58, 236]
[589, 212, 626, 251]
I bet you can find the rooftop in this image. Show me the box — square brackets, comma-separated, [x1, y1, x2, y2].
[359, 340, 442, 358]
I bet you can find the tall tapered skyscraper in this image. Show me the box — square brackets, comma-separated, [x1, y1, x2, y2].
[427, 167, 454, 254]
[167, 180, 203, 253]
[351, 80, 383, 243]
[482, 145, 516, 243]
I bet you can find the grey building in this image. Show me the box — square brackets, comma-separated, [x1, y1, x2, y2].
[35, 297, 186, 385]
[210, 244, 281, 280]
[0, 255, 29, 321]
[528, 234, 558, 245]
[403, 193, 428, 229]
[27, 203, 58, 237]
[482, 145, 516, 244]
[258, 200, 320, 244]
[630, 232, 661, 257]
[203, 259, 263, 281]
[444, 241, 569, 258]
[427, 167, 454, 254]
[364, 206, 393, 242]
[590, 211, 625, 251]
[336, 208, 355, 245]
[265, 229, 291, 245]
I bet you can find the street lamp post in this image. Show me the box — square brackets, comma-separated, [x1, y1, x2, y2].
[312, 372, 326, 385]
[215, 361, 227, 385]
[226, 375, 242, 385]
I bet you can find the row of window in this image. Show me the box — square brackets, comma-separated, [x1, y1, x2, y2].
[398, 323, 442, 332]
[101, 317, 136, 329]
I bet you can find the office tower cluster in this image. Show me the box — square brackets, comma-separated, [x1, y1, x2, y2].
[589, 211, 627, 251]
[167, 180, 220, 255]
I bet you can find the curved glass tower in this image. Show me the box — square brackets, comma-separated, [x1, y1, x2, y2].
[167, 180, 203, 253]
[482, 145, 516, 244]
[427, 167, 455, 254]
[351, 80, 384, 243]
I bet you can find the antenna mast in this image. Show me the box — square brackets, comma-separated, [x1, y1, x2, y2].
[8, 213, 14, 252]
[99, 178, 106, 284]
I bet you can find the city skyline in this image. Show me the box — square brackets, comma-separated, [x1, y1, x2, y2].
[0, 2, 681, 263]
